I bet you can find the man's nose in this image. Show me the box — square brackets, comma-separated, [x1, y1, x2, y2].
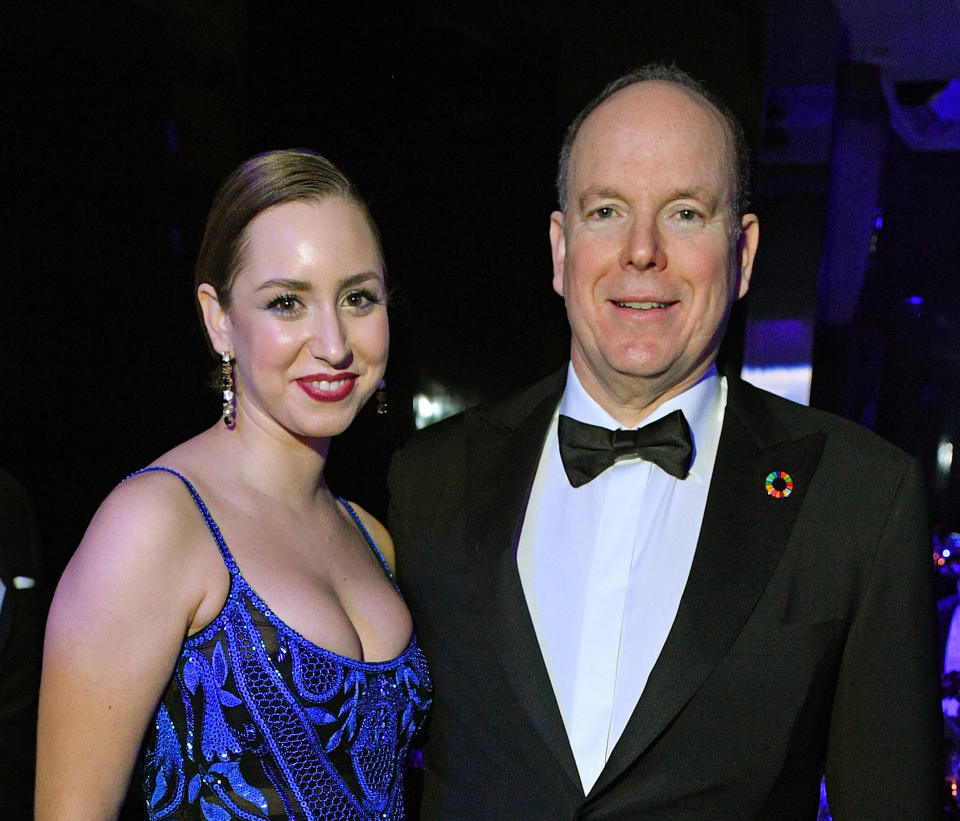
[620, 215, 665, 271]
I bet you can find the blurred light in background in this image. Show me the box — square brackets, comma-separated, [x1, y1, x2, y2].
[413, 389, 467, 429]
[939, 439, 955, 482]
[741, 364, 814, 406]
[741, 318, 814, 405]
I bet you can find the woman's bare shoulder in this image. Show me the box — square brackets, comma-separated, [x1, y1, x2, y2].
[93, 466, 205, 549]
[53, 465, 217, 624]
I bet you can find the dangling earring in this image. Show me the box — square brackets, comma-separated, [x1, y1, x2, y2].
[221, 351, 236, 428]
[375, 379, 388, 415]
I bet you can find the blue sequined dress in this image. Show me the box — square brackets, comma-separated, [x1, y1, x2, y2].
[133, 467, 432, 821]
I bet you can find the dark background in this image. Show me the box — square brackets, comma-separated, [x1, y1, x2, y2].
[6, 1, 959, 579]
[4, 1, 769, 576]
[4, 2, 960, 815]
[7, 0, 960, 632]
[6, 0, 960, 602]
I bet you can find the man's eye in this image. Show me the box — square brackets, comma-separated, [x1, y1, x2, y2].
[677, 208, 699, 221]
[590, 206, 617, 219]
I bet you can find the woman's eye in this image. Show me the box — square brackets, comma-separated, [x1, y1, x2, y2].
[342, 289, 382, 311]
[265, 293, 301, 314]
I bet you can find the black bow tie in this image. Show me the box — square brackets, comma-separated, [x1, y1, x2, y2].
[558, 409, 693, 487]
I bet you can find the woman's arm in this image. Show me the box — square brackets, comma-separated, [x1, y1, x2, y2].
[36, 473, 212, 821]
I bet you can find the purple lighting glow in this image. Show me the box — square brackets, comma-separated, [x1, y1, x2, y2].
[906, 295, 924, 306]
[165, 119, 179, 154]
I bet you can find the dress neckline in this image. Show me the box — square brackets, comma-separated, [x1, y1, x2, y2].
[126, 465, 417, 667]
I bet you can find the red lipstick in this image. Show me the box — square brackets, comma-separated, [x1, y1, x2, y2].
[296, 372, 358, 402]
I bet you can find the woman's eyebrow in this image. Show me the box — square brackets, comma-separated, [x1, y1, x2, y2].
[256, 277, 312, 292]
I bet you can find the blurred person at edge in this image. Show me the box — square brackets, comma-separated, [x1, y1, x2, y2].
[0, 467, 43, 818]
[37, 150, 431, 821]
[388, 65, 941, 819]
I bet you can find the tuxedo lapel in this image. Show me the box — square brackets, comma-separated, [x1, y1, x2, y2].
[464, 371, 583, 793]
[592, 378, 827, 797]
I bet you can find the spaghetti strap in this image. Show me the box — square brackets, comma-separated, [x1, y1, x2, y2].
[124, 465, 240, 573]
[338, 498, 398, 589]
[126, 469, 393, 590]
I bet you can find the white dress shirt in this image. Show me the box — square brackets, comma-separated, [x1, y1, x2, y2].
[517, 363, 726, 792]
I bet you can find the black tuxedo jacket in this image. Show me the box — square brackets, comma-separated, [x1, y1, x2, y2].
[388, 370, 943, 819]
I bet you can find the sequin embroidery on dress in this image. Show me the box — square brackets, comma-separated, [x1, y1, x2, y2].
[132, 467, 432, 821]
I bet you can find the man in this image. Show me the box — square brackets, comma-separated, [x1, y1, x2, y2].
[388, 65, 942, 819]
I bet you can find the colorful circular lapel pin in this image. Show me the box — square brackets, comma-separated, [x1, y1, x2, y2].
[765, 470, 794, 498]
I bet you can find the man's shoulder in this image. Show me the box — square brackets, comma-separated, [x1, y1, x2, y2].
[387, 369, 563, 507]
[396, 369, 565, 457]
[727, 374, 913, 467]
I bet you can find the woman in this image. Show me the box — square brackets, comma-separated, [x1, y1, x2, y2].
[37, 150, 431, 820]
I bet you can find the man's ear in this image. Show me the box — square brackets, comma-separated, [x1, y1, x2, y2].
[550, 211, 566, 297]
[197, 283, 232, 354]
[735, 213, 760, 300]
